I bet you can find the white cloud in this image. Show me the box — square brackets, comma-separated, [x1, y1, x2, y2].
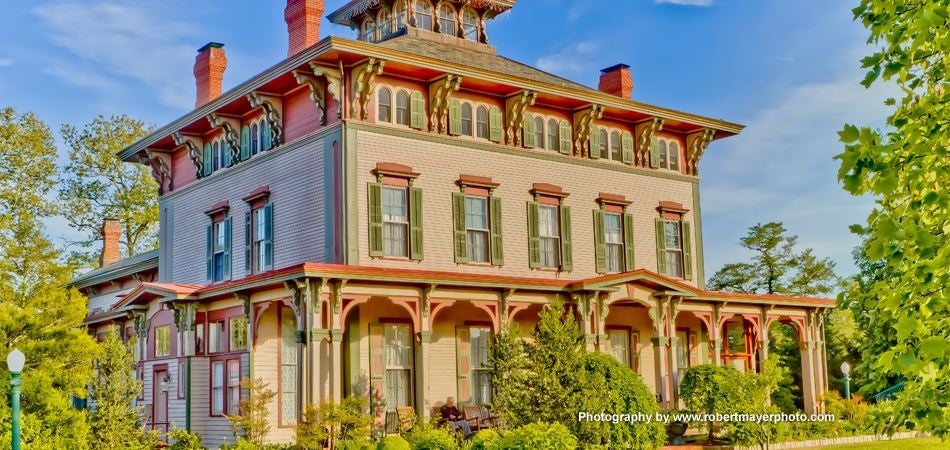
[536, 40, 601, 80]
[655, 0, 714, 6]
[34, 1, 199, 109]
[0, 57, 14, 67]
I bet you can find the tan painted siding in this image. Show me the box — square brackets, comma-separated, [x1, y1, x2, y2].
[354, 128, 699, 285]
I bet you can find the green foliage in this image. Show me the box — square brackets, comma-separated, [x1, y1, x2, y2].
[837, 0, 950, 437]
[404, 421, 458, 450]
[168, 428, 205, 450]
[726, 357, 785, 448]
[320, 396, 373, 445]
[219, 439, 261, 450]
[679, 364, 742, 443]
[227, 378, 277, 446]
[58, 115, 157, 264]
[296, 404, 328, 449]
[496, 422, 577, 450]
[377, 434, 411, 450]
[468, 429, 500, 450]
[88, 329, 156, 450]
[0, 106, 98, 449]
[577, 353, 666, 448]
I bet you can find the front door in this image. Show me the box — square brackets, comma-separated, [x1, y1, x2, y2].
[153, 370, 169, 433]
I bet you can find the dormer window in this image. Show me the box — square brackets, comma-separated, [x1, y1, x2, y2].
[394, 1, 408, 31]
[361, 18, 376, 42]
[438, 3, 456, 36]
[415, 1, 434, 31]
[378, 9, 394, 39]
[461, 8, 478, 40]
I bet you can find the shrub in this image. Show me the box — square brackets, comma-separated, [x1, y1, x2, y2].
[227, 378, 277, 446]
[296, 403, 329, 449]
[679, 364, 743, 443]
[497, 423, 577, 450]
[219, 439, 259, 450]
[405, 422, 458, 450]
[469, 429, 500, 450]
[577, 353, 666, 448]
[168, 428, 205, 450]
[377, 434, 411, 450]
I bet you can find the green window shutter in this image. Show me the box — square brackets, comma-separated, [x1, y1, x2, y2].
[523, 114, 536, 148]
[368, 323, 384, 418]
[623, 213, 636, 272]
[410, 92, 425, 129]
[206, 224, 213, 280]
[621, 131, 634, 164]
[527, 201, 541, 269]
[589, 126, 601, 159]
[650, 136, 661, 168]
[452, 192, 468, 263]
[245, 211, 252, 273]
[559, 206, 573, 271]
[490, 196, 504, 266]
[223, 217, 232, 280]
[409, 187, 424, 260]
[456, 326, 472, 404]
[593, 210, 606, 274]
[264, 203, 274, 270]
[262, 121, 273, 151]
[489, 106, 503, 142]
[655, 218, 667, 275]
[558, 120, 571, 154]
[682, 221, 693, 280]
[202, 143, 212, 177]
[240, 125, 251, 161]
[448, 98, 462, 136]
[367, 183, 383, 257]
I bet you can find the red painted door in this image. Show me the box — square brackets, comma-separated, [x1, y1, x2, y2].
[153, 370, 169, 432]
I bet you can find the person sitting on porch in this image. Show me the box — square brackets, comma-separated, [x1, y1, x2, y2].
[440, 397, 473, 438]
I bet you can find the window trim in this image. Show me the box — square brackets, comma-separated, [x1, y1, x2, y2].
[378, 86, 393, 123]
[278, 305, 298, 427]
[414, 0, 434, 31]
[460, 6, 479, 41]
[437, 2, 457, 36]
[654, 136, 683, 172]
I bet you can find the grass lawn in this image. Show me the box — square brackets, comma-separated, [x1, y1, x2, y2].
[814, 437, 950, 449]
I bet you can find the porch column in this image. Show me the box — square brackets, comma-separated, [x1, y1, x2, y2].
[416, 285, 434, 418]
[330, 280, 347, 403]
[667, 299, 681, 408]
[576, 293, 597, 352]
[799, 329, 819, 414]
[596, 294, 610, 353]
[711, 304, 723, 366]
[649, 296, 670, 408]
[758, 307, 770, 368]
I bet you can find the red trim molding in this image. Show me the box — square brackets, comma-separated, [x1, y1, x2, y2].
[242, 185, 271, 203]
[657, 201, 689, 214]
[373, 162, 420, 179]
[457, 174, 500, 189]
[531, 182, 569, 198]
[204, 200, 230, 217]
[597, 193, 633, 207]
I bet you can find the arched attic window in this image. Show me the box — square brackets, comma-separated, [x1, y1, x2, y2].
[438, 3, 456, 36]
[378, 87, 392, 123]
[534, 116, 545, 149]
[461, 7, 478, 41]
[476, 106, 489, 139]
[395, 90, 410, 126]
[415, 0, 434, 31]
[361, 18, 376, 42]
[378, 8, 394, 39]
[546, 118, 559, 150]
[461, 102, 473, 136]
[394, 1, 408, 31]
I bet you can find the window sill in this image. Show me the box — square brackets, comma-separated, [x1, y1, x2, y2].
[371, 255, 417, 262]
[460, 261, 494, 267]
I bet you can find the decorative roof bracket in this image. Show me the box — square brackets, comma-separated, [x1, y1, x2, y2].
[504, 90, 537, 147]
[172, 132, 205, 179]
[248, 92, 284, 150]
[206, 113, 242, 167]
[311, 63, 344, 120]
[572, 104, 605, 157]
[350, 58, 385, 121]
[137, 148, 173, 194]
[428, 74, 462, 135]
[686, 128, 715, 176]
[634, 117, 665, 168]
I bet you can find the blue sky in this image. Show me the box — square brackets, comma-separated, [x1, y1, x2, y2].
[0, 0, 889, 277]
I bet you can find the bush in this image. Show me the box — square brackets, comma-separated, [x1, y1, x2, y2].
[219, 439, 259, 450]
[168, 428, 205, 450]
[679, 364, 743, 443]
[469, 429, 500, 450]
[405, 422, 458, 450]
[227, 378, 277, 446]
[377, 434, 411, 450]
[497, 423, 577, 450]
[577, 353, 666, 448]
[296, 403, 329, 449]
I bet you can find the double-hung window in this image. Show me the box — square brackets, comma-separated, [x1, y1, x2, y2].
[208, 320, 226, 353]
[382, 187, 409, 257]
[384, 324, 413, 409]
[368, 174, 424, 261]
[663, 221, 683, 278]
[245, 202, 274, 275]
[395, 91, 410, 126]
[212, 361, 225, 415]
[475, 106, 489, 139]
[604, 213, 624, 272]
[438, 4, 456, 35]
[207, 215, 232, 283]
[465, 197, 489, 263]
[414, 1, 433, 31]
[470, 327, 492, 405]
[655, 213, 692, 280]
[461, 8, 478, 40]
[461, 103, 473, 136]
[538, 205, 560, 268]
[378, 87, 392, 123]
[227, 359, 241, 415]
[608, 329, 630, 367]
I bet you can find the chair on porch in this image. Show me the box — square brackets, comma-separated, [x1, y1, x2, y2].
[462, 405, 497, 431]
[396, 406, 417, 433]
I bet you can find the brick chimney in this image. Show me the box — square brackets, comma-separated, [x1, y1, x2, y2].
[598, 64, 634, 99]
[100, 219, 122, 268]
[194, 42, 227, 108]
[285, 0, 324, 57]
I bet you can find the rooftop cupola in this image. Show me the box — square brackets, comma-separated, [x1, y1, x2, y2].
[328, 0, 515, 46]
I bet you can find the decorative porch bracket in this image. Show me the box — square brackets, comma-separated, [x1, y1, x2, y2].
[350, 58, 386, 121]
[172, 132, 205, 179]
[686, 128, 715, 176]
[428, 75, 462, 135]
[248, 92, 284, 150]
[498, 289, 515, 330]
[504, 90, 537, 147]
[206, 113, 242, 166]
[634, 117, 664, 168]
[572, 104, 605, 157]
[138, 148, 173, 194]
[171, 302, 198, 357]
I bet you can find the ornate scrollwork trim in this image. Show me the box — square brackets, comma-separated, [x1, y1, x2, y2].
[248, 92, 284, 149]
[350, 58, 385, 121]
[572, 104, 605, 157]
[428, 75, 462, 135]
[634, 117, 664, 168]
[686, 128, 715, 176]
[504, 90, 537, 147]
[206, 113, 241, 166]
